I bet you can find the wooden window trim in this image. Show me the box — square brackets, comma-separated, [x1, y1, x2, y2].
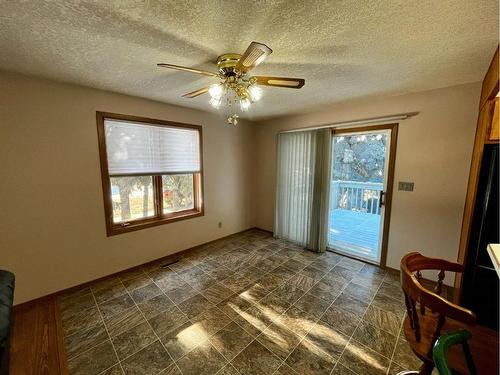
[96, 111, 204, 236]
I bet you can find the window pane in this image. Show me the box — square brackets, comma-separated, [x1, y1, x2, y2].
[111, 176, 155, 223]
[162, 174, 194, 214]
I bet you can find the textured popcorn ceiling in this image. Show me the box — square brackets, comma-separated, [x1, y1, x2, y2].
[0, 0, 498, 120]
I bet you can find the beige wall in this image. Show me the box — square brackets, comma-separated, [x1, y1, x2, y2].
[0, 70, 480, 302]
[0, 71, 256, 304]
[254, 83, 481, 277]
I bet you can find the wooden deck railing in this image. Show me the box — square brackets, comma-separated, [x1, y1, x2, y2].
[330, 180, 383, 215]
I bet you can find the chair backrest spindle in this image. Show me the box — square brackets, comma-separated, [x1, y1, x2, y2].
[435, 270, 445, 296]
[400, 253, 477, 357]
[415, 270, 426, 315]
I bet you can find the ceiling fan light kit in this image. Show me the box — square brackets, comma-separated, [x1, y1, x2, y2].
[157, 42, 305, 125]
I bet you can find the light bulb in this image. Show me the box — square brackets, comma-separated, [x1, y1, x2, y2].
[248, 85, 262, 102]
[209, 97, 221, 108]
[240, 98, 251, 111]
[208, 84, 223, 99]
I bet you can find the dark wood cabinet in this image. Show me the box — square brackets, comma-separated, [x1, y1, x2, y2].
[461, 144, 499, 329]
[456, 46, 499, 330]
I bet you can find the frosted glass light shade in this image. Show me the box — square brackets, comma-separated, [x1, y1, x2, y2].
[248, 85, 262, 101]
[208, 84, 223, 99]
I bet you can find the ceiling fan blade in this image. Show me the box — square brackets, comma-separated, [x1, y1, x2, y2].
[254, 76, 305, 89]
[182, 87, 210, 98]
[157, 63, 218, 77]
[236, 42, 272, 73]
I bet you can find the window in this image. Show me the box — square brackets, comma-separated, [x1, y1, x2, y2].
[97, 112, 203, 236]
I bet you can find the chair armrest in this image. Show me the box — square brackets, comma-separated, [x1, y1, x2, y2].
[401, 255, 476, 325]
[403, 252, 465, 273]
[433, 330, 476, 375]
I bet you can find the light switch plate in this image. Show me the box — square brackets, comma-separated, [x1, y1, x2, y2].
[398, 181, 414, 191]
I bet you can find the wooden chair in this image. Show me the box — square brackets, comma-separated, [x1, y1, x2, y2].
[400, 252, 499, 375]
[433, 330, 476, 375]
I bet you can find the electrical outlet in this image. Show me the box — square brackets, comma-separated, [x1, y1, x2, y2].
[398, 181, 414, 191]
[218, 222, 222, 228]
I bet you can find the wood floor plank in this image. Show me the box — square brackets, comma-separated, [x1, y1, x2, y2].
[10, 297, 64, 374]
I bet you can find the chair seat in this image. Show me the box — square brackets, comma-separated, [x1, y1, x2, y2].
[403, 310, 499, 375]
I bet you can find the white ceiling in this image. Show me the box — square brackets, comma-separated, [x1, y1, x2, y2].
[0, 0, 498, 120]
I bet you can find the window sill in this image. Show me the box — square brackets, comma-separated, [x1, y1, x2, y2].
[107, 209, 204, 236]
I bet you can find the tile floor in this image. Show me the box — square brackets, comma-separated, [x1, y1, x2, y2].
[58, 229, 424, 375]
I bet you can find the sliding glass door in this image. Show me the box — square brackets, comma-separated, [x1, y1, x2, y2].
[327, 127, 395, 264]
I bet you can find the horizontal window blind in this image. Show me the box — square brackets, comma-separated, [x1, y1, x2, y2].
[104, 119, 200, 176]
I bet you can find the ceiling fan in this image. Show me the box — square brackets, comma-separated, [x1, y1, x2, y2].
[157, 42, 305, 125]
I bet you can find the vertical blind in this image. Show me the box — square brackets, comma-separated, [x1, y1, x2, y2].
[275, 131, 316, 245]
[104, 119, 200, 176]
[275, 129, 332, 251]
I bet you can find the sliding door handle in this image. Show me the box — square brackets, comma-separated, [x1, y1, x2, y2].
[379, 191, 385, 208]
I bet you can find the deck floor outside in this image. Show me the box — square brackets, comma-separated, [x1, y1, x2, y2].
[328, 209, 381, 262]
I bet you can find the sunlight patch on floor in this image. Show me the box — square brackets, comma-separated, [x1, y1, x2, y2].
[176, 322, 210, 351]
[308, 322, 348, 347]
[345, 341, 387, 371]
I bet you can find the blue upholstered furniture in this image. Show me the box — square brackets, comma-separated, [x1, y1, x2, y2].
[0, 270, 14, 375]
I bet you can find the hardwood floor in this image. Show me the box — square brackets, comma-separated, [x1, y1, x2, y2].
[9, 297, 65, 375]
